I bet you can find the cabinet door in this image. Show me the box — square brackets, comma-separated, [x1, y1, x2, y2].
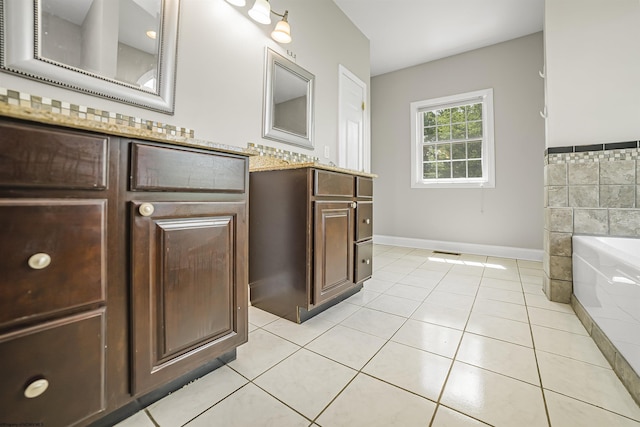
[130, 201, 247, 394]
[313, 202, 354, 306]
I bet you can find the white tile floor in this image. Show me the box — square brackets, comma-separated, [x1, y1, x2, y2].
[117, 245, 640, 427]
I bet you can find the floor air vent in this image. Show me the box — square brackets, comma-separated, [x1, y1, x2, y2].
[432, 250, 461, 256]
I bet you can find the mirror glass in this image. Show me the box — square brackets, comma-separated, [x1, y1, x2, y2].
[39, 0, 161, 91]
[273, 63, 308, 137]
[0, 0, 179, 113]
[264, 48, 314, 148]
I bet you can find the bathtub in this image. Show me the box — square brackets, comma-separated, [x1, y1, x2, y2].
[572, 235, 640, 375]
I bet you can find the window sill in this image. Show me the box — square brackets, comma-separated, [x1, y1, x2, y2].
[411, 180, 494, 189]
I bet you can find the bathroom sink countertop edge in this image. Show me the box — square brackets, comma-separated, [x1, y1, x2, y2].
[249, 155, 377, 178]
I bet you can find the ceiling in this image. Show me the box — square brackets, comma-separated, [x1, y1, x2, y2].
[333, 0, 544, 77]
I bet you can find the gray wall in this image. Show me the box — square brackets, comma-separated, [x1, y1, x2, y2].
[371, 33, 545, 254]
[544, 0, 640, 147]
[0, 0, 369, 163]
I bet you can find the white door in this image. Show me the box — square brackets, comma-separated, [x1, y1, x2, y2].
[338, 65, 368, 172]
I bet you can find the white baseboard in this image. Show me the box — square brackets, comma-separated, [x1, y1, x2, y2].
[373, 234, 543, 261]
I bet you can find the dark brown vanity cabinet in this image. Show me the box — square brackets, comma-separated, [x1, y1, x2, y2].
[249, 167, 373, 323]
[128, 143, 248, 395]
[0, 119, 249, 426]
[0, 121, 111, 427]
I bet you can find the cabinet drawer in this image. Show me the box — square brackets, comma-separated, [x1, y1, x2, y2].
[0, 309, 106, 427]
[356, 177, 373, 198]
[314, 170, 354, 197]
[0, 200, 106, 327]
[356, 201, 373, 241]
[130, 143, 246, 192]
[355, 241, 373, 283]
[0, 121, 107, 190]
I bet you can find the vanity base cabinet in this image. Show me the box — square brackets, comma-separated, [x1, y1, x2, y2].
[127, 142, 249, 397]
[0, 120, 112, 427]
[249, 168, 373, 323]
[0, 119, 249, 426]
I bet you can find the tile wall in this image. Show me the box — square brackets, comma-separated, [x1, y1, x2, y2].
[543, 141, 640, 302]
[0, 87, 194, 138]
[247, 143, 319, 163]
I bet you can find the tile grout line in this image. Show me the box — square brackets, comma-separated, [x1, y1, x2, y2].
[520, 263, 553, 427]
[248, 300, 427, 425]
[177, 382, 256, 426]
[144, 408, 161, 427]
[226, 320, 325, 425]
[125, 248, 638, 426]
[310, 254, 447, 425]
[428, 259, 483, 427]
[309, 288, 419, 424]
[227, 345, 317, 425]
[247, 254, 573, 426]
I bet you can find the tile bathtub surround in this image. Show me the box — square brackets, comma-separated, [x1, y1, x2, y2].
[116, 245, 640, 426]
[0, 87, 195, 138]
[571, 296, 640, 407]
[544, 144, 640, 305]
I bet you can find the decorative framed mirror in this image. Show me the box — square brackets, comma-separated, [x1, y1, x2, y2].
[0, 0, 179, 114]
[263, 48, 314, 149]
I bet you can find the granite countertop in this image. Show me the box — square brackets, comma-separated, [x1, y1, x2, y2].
[0, 102, 249, 157]
[0, 97, 376, 178]
[248, 154, 377, 178]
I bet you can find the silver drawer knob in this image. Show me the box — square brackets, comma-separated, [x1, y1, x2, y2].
[139, 203, 155, 217]
[362, 258, 371, 265]
[28, 253, 51, 270]
[351, 202, 357, 209]
[364, 218, 371, 225]
[24, 378, 49, 398]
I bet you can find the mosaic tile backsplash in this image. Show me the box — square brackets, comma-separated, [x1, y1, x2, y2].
[0, 87, 194, 138]
[546, 145, 640, 165]
[247, 142, 319, 163]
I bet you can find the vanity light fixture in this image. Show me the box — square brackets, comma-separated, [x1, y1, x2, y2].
[270, 11, 291, 43]
[227, 0, 292, 43]
[248, 0, 271, 24]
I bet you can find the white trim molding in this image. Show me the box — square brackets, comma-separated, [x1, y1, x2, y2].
[373, 234, 543, 261]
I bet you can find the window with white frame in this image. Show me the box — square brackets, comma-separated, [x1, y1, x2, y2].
[410, 88, 495, 188]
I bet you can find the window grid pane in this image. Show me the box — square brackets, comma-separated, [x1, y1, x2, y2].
[437, 161, 451, 179]
[420, 101, 483, 181]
